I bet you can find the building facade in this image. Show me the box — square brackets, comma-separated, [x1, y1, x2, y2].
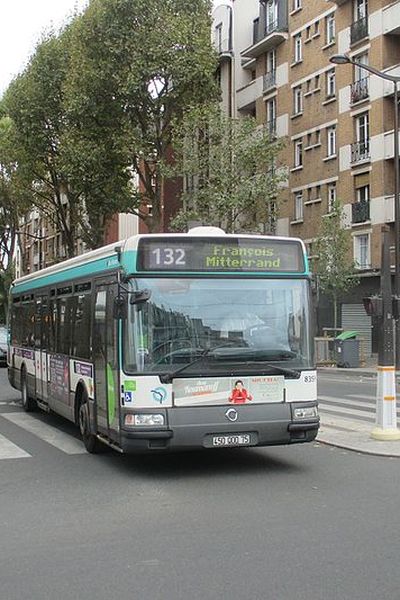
[213, 0, 400, 354]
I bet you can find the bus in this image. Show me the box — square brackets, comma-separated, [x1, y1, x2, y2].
[8, 227, 319, 454]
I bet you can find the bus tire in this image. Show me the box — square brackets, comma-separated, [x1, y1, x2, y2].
[78, 390, 103, 454]
[21, 368, 37, 412]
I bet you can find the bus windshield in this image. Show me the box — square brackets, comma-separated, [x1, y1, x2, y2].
[123, 278, 313, 376]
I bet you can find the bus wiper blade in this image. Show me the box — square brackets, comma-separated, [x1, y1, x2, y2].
[160, 344, 233, 383]
[244, 361, 301, 378]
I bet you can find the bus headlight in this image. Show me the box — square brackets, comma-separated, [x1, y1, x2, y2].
[293, 406, 318, 420]
[124, 414, 165, 427]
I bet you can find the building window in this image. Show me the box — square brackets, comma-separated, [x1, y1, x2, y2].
[327, 126, 336, 157]
[326, 69, 336, 98]
[354, 0, 368, 21]
[266, 49, 276, 73]
[294, 139, 303, 168]
[328, 183, 337, 212]
[314, 20, 320, 36]
[307, 132, 312, 147]
[306, 26, 311, 40]
[266, 97, 276, 135]
[295, 192, 304, 221]
[293, 0, 301, 10]
[315, 74, 320, 90]
[316, 130, 321, 145]
[294, 34, 302, 63]
[352, 112, 370, 162]
[315, 185, 321, 200]
[293, 86, 303, 114]
[357, 184, 370, 203]
[215, 23, 223, 53]
[266, 0, 278, 33]
[354, 233, 370, 269]
[326, 14, 335, 44]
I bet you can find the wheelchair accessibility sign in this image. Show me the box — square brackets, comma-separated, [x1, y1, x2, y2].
[124, 391, 134, 404]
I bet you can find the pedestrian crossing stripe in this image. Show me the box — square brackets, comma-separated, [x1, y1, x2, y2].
[0, 433, 31, 459]
[0, 413, 86, 456]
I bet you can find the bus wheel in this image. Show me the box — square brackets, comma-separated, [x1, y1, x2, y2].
[21, 368, 37, 412]
[78, 391, 102, 454]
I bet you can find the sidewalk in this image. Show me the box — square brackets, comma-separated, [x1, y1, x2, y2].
[317, 358, 400, 457]
[317, 415, 400, 458]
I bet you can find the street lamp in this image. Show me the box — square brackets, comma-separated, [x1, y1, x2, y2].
[330, 53, 400, 440]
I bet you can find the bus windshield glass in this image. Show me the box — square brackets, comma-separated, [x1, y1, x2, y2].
[123, 278, 313, 376]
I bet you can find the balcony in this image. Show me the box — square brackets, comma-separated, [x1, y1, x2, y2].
[263, 70, 276, 94]
[351, 140, 370, 164]
[236, 76, 263, 112]
[352, 200, 370, 224]
[350, 77, 369, 104]
[350, 16, 368, 45]
[383, 1, 400, 35]
[242, 4, 288, 60]
[217, 38, 232, 61]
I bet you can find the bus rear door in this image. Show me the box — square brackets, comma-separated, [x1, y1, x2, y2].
[34, 295, 48, 402]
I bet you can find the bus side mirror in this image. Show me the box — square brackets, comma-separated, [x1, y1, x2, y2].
[113, 295, 127, 320]
[130, 289, 151, 305]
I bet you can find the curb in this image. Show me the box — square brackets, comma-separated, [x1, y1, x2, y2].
[317, 436, 400, 458]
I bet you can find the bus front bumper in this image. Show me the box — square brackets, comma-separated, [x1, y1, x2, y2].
[120, 402, 319, 453]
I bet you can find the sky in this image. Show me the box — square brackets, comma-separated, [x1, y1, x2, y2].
[0, 0, 89, 95]
[0, 0, 226, 96]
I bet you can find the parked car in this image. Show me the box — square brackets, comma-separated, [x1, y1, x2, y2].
[0, 326, 8, 366]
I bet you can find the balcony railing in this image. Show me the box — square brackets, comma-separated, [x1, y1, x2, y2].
[350, 77, 369, 103]
[263, 70, 276, 93]
[351, 140, 370, 163]
[352, 199, 370, 224]
[265, 119, 277, 137]
[350, 16, 368, 44]
[253, 18, 278, 45]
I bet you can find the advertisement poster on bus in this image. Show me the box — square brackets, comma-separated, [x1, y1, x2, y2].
[49, 354, 70, 405]
[173, 375, 285, 407]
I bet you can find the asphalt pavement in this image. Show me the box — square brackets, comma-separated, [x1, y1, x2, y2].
[1, 368, 400, 600]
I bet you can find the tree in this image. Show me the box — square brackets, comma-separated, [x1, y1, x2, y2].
[0, 115, 32, 311]
[314, 198, 359, 331]
[169, 103, 286, 233]
[2, 32, 82, 257]
[65, 0, 219, 233]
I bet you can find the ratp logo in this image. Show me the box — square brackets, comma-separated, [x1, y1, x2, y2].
[151, 387, 167, 404]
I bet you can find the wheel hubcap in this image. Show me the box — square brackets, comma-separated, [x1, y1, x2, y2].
[79, 404, 88, 436]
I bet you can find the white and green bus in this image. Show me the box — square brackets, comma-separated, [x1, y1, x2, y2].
[8, 227, 319, 453]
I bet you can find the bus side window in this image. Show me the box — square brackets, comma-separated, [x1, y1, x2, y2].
[48, 300, 57, 354]
[22, 301, 35, 348]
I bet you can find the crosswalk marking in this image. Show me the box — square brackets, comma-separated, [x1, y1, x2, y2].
[0, 433, 31, 459]
[319, 402, 375, 422]
[1, 413, 86, 455]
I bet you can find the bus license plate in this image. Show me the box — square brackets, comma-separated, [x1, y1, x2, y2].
[212, 434, 251, 447]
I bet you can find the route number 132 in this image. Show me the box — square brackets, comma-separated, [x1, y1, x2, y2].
[151, 247, 186, 266]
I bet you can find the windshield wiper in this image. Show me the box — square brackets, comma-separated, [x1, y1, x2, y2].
[243, 361, 301, 379]
[160, 344, 233, 383]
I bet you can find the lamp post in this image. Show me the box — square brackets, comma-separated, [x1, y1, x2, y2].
[330, 54, 400, 440]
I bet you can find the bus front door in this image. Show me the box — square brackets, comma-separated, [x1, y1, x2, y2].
[93, 284, 120, 441]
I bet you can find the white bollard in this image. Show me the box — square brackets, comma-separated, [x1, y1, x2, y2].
[371, 366, 400, 441]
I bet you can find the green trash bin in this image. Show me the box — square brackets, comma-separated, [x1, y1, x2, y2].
[335, 331, 360, 368]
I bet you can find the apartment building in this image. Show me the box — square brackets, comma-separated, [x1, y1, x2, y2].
[213, 0, 400, 353]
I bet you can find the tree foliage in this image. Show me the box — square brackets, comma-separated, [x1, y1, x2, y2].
[169, 104, 286, 232]
[64, 0, 219, 233]
[314, 198, 359, 329]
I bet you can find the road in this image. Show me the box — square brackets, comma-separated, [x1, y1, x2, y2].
[318, 370, 400, 423]
[1, 368, 400, 600]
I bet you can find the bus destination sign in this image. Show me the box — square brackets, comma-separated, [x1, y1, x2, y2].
[137, 237, 305, 273]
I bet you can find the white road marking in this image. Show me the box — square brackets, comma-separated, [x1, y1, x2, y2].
[319, 395, 400, 413]
[0, 433, 31, 459]
[319, 403, 375, 421]
[2, 413, 86, 455]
